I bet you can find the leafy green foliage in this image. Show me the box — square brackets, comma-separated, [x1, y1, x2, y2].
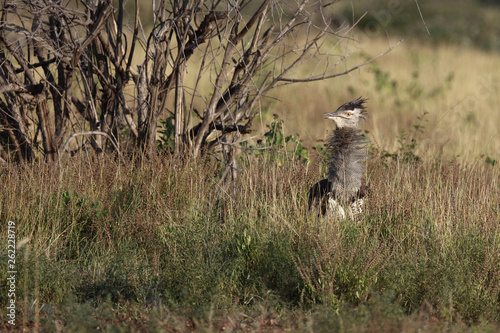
[241, 117, 309, 164]
[377, 112, 429, 164]
[485, 156, 497, 166]
[367, 60, 454, 103]
[294, 224, 390, 310]
[157, 116, 175, 153]
[62, 191, 109, 222]
[371, 63, 397, 93]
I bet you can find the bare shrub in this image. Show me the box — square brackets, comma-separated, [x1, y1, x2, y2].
[0, 0, 399, 175]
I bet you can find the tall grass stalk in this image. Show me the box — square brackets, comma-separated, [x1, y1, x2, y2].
[0, 151, 499, 331]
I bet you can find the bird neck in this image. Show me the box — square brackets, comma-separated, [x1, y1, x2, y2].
[330, 127, 364, 151]
[327, 127, 367, 195]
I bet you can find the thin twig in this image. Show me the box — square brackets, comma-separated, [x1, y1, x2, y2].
[414, 0, 430, 35]
[277, 39, 403, 83]
[59, 131, 120, 159]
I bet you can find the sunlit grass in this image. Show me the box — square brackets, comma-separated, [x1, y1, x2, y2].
[1, 144, 499, 330]
[2, 9, 500, 330]
[266, 37, 500, 163]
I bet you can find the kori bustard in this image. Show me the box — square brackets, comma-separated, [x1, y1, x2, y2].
[308, 97, 370, 219]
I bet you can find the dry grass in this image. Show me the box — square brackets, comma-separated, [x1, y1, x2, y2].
[265, 37, 500, 162]
[2, 12, 500, 331]
[1, 147, 499, 331]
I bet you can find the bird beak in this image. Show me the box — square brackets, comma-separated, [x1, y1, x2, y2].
[323, 112, 336, 119]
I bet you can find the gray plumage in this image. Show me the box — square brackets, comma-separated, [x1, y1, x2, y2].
[308, 97, 370, 218]
[327, 126, 367, 202]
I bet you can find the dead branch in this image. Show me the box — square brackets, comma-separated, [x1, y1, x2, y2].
[60, 131, 121, 159]
[0, 0, 400, 170]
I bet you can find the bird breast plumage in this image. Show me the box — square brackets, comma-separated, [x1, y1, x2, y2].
[327, 127, 367, 200]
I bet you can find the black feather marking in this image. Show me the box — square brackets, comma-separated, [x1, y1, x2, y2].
[308, 178, 330, 215]
[336, 97, 368, 113]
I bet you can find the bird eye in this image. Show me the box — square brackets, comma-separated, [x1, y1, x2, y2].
[345, 112, 351, 116]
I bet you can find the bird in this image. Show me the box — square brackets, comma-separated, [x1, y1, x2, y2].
[308, 97, 370, 219]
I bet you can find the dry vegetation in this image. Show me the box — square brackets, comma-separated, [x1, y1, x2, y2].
[1, 145, 499, 331]
[1, 0, 500, 332]
[267, 37, 500, 163]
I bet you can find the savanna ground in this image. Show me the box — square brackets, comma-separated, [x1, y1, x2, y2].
[2, 1, 500, 332]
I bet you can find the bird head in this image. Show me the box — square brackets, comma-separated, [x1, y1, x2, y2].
[324, 97, 367, 129]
